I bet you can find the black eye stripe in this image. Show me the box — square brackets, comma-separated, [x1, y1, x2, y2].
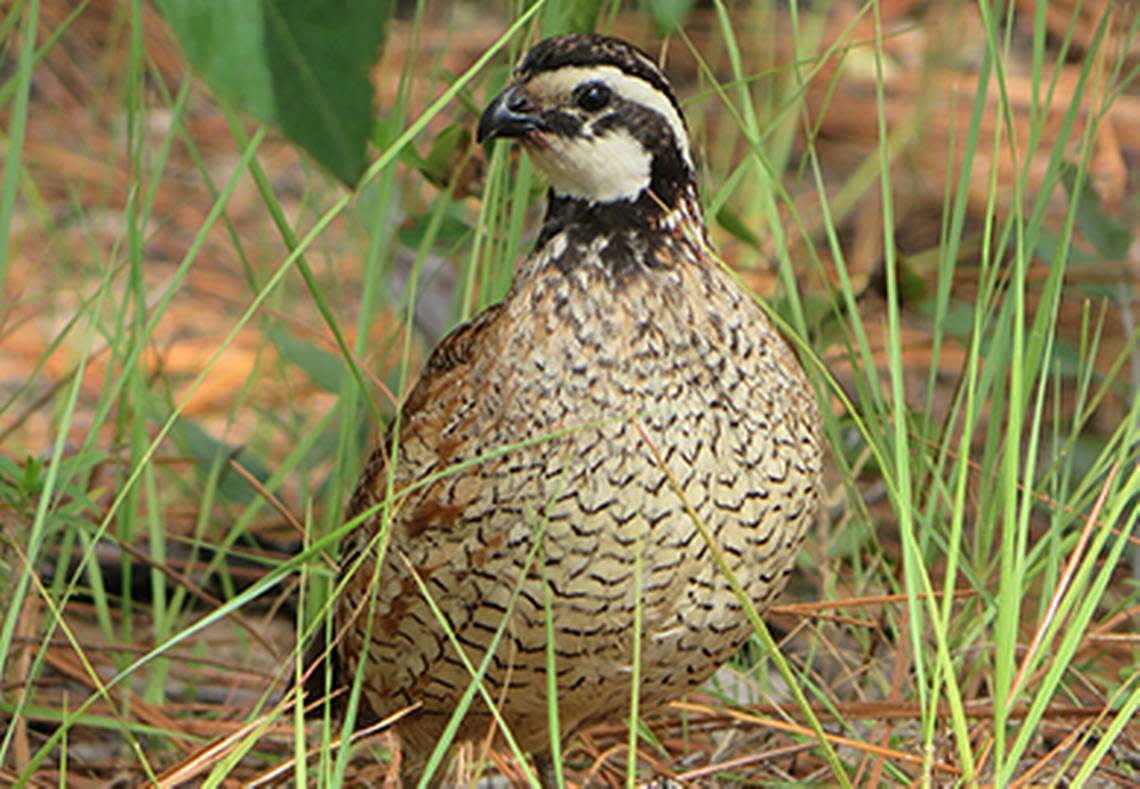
[591, 113, 624, 134]
[547, 111, 583, 137]
[592, 102, 671, 141]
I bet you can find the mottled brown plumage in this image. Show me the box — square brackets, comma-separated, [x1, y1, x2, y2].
[332, 33, 822, 784]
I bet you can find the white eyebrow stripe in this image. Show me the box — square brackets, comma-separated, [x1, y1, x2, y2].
[526, 64, 694, 172]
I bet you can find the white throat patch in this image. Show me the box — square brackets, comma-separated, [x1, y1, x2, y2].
[526, 127, 651, 202]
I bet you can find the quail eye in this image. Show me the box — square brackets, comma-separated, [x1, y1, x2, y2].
[576, 82, 612, 112]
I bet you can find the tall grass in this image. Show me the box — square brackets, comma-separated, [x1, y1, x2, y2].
[1, 0, 1136, 785]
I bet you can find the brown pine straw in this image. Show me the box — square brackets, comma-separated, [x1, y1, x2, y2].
[154, 710, 282, 789]
[670, 700, 961, 777]
[675, 741, 817, 781]
[975, 458, 1124, 779]
[226, 455, 339, 569]
[1009, 720, 1091, 789]
[1008, 459, 1122, 703]
[858, 582, 914, 787]
[577, 742, 657, 787]
[1007, 667, 1140, 789]
[230, 704, 419, 788]
[770, 588, 978, 616]
[661, 699, 1110, 726]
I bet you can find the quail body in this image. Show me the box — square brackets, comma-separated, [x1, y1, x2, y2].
[334, 33, 823, 783]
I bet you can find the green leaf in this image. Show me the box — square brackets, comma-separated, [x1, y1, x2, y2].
[1049, 338, 1084, 379]
[156, 0, 391, 186]
[1060, 161, 1133, 260]
[1035, 227, 1097, 265]
[897, 255, 927, 302]
[397, 210, 473, 252]
[648, 0, 695, 35]
[171, 418, 272, 504]
[918, 298, 974, 341]
[715, 205, 761, 250]
[562, 0, 604, 33]
[0, 455, 29, 508]
[419, 124, 473, 189]
[267, 327, 345, 393]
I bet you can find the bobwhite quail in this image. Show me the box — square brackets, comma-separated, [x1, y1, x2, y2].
[330, 32, 823, 785]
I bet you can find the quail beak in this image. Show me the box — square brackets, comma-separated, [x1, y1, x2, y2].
[477, 85, 543, 143]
